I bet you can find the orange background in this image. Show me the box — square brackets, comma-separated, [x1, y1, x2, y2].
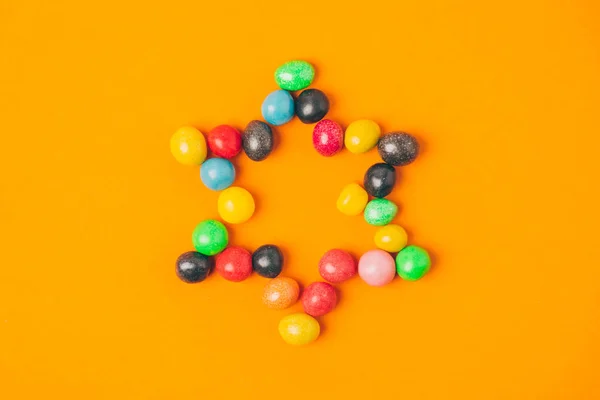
[1, 0, 600, 398]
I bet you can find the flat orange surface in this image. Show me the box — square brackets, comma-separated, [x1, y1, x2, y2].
[1, 1, 600, 398]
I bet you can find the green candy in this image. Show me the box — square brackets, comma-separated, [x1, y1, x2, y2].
[274, 60, 315, 91]
[396, 245, 431, 280]
[364, 198, 398, 226]
[192, 219, 228, 256]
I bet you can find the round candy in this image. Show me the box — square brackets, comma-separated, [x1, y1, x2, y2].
[274, 60, 315, 91]
[364, 198, 398, 226]
[358, 249, 396, 286]
[364, 163, 396, 198]
[242, 120, 274, 161]
[261, 90, 295, 126]
[215, 246, 252, 282]
[175, 251, 214, 283]
[374, 224, 408, 253]
[337, 183, 368, 216]
[344, 119, 381, 153]
[252, 244, 284, 278]
[312, 119, 343, 156]
[170, 126, 207, 166]
[192, 220, 228, 256]
[301, 282, 337, 317]
[396, 245, 431, 281]
[296, 89, 329, 124]
[200, 158, 235, 191]
[262, 277, 299, 309]
[377, 132, 420, 166]
[207, 125, 242, 159]
[278, 313, 320, 345]
[318, 249, 357, 283]
[217, 186, 255, 224]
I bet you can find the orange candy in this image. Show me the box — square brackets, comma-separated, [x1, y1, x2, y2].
[262, 277, 300, 310]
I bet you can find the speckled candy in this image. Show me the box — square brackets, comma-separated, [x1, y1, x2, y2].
[215, 246, 252, 282]
[312, 119, 343, 156]
[374, 224, 408, 252]
[274, 60, 315, 91]
[396, 245, 431, 281]
[170, 126, 207, 166]
[337, 183, 369, 216]
[344, 119, 381, 153]
[252, 244, 284, 278]
[318, 249, 357, 283]
[175, 251, 214, 283]
[364, 163, 396, 198]
[192, 220, 228, 256]
[242, 120, 274, 161]
[358, 249, 396, 286]
[261, 90, 294, 126]
[207, 125, 242, 159]
[364, 198, 398, 226]
[377, 132, 420, 166]
[262, 277, 299, 309]
[296, 89, 329, 124]
[301, 282, 337, 317]
[278, 313, 320, 345]
[200, 158, 235, 191]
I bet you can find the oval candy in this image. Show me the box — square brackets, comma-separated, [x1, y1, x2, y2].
[274, 60, 315, 91]
[364, 198, 398, 226]
[296, 88, 329, 124]
[364, 163, 396, 198]
[377, 132, 420, 166]
[242, 120, 274, 161]
[261, 90, 295, 126]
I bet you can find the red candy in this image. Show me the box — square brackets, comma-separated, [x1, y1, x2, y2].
[301, 282, 337, 316]
[318, 249, 357, 283]
[207, 125, 242, 159]
[312, 119, 343, 156]
[215, 246, 252, 282]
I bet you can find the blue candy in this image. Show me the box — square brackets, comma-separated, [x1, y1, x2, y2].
[261, 90, 294, 126]
[200, 158, 235, 191]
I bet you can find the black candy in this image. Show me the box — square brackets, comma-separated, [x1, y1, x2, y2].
[295, 89, 329, 124]
[377, 132, 420, 166]
[242, 120, 274, 161]
[364, 163, 396, 198]
[176, 251, 214, 283]
[252, 244, 283, 278]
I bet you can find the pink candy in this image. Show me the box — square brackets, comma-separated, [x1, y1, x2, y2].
[312, 119, 344, 156]
[358, 249, 396, 286]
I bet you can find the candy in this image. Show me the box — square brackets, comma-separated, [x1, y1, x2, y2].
[364, 163, 396, 198]
[274, 60, 315, 91]
[358, 249, 396, 286]
[377, 132, 420, 166]
[175, 251, 214, 283]
[215, 246, 253, 282]
[262, 277, 299, 309]
[295, 89, 329, 124]
[217, 186, 255, 224]
[170, 126, 207, 166]
[312, 119, 343, 157]
[336, 183, 368, 216]
[252, 244, 284, 278]
[207, 125, 242, 159]
[396, 245, 431, 280]
[364, 198, 398, 226]
[301, 282, 337, 317]
[278, 313, 320, 345]
[200, 158, 235, 191]
[318, 249, 356, 283]
[374, 224, 408, 253]
[344, 119, 380, 153]
[192, 220, 228, 256]
[261, 90, 295, 126]
[242, 120, 274, 161]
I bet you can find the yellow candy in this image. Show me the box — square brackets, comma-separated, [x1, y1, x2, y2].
[278, 313, 320, 345]
[337, 183, 368, 216]
[374, 224, 408, 252]
[217, 186, 255, 224]
[344, 119, 381, 153]
[170, 126, 207, 166]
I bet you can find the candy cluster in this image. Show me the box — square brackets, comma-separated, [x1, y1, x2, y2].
[170, 60, 432, 345]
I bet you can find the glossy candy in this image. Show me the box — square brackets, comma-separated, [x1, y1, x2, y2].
[170, 126, 207, 166]
[312, 119, 344, 156]
[261, 90, 295, 126]
[217, 186, 255, 224]
[302, 282, 337, 317]
[344, 119, 381, 153]
[377, 132, 420, 166]
[318, 249, 357, 283]
[207, 125, 242, 159]
[278, 313, 320, 345]
[364, 198, 398, 226]
[192, 220, 228, 256]
[358, 249, 396, 286]
[337, 183, 368, 216]
[200, 158, 235, 191]
[396, 245, 431, 280]
[242, 120, 274, 161]
[215, 246, 252, 282]
[364, 163, 396, 198]
[175, 251, 214, 283]
[374, 224, 408, 252]
[262, 277, 299, 309]
[252, 244, 284, 278]
[274, 60, 315, 91]
[296, 89, 329, 124]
